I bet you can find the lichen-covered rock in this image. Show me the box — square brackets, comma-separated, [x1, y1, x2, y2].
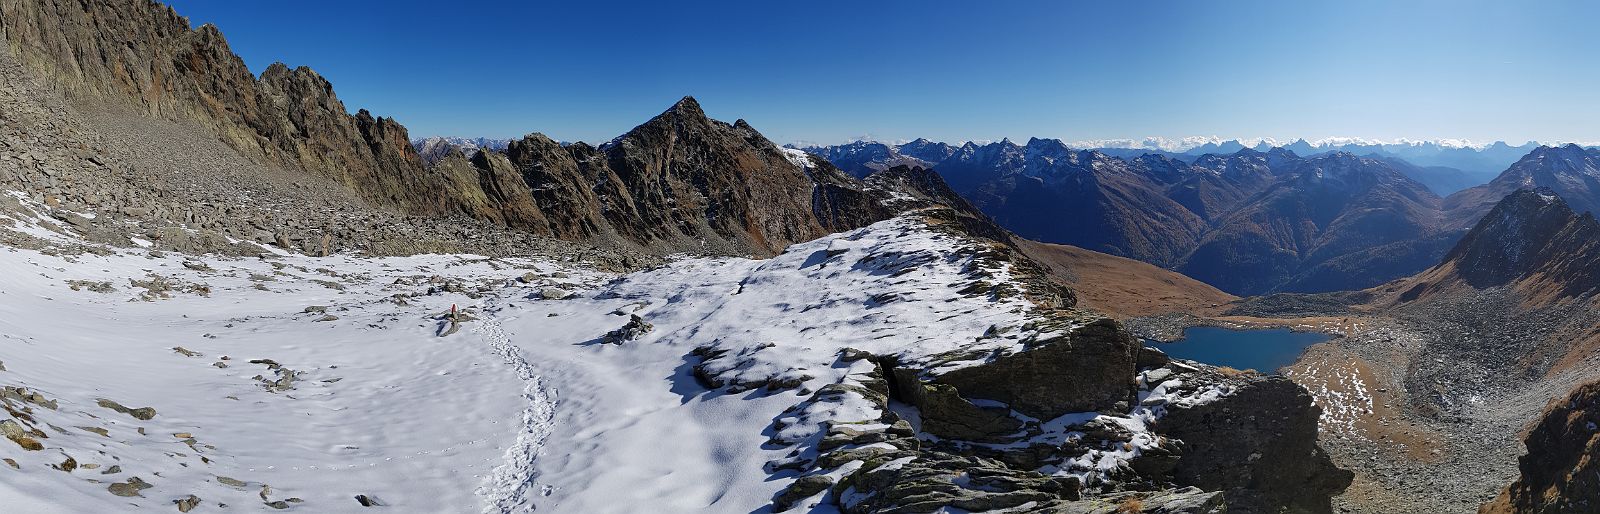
[890, 375, 1021, 441]
[1, 419, 43, 451]
[774, 475, 834, 511]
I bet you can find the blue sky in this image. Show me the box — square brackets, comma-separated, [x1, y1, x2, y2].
[165, 0, 1600, 146]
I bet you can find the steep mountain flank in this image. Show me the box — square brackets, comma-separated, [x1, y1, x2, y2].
[1180, 152, 1449, 295]
[1481, 380, 1600, 514]
[1374, 156, 1485, 196]
[1383, 189, 1600, 305]
[0, 0, 451, 214]
[1446, 145, 1600, 229]
[958, 140, 1210, 267]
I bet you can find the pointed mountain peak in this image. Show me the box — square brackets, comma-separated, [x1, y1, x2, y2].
[1437, 187, 1584, 289]
[667, 96, 705, 117]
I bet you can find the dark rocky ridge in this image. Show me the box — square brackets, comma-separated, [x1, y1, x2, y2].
[1481, 379, 1600, 514]
[0, 0, 909, 258]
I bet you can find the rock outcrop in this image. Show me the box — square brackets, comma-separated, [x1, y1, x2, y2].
[1482, 380, 1600, 514]
[751, 209, 1349, 513]
[1155, 375, 1353, 513]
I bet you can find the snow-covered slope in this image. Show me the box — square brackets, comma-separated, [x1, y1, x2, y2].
[0, 191, 1346, 513]
[0, 208, 608, 513]
[0, 192, 1036, 511]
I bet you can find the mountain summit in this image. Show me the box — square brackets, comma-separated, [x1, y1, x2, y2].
[1397, 188, 1600, 303]
[1445, 145, 1600, 226]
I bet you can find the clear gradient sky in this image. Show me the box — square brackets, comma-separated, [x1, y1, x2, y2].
[163, 0, 1600, 146]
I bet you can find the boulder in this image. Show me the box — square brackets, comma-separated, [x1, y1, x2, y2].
[907, 316, 1138, 426]
[1152, 375, 1351, 513]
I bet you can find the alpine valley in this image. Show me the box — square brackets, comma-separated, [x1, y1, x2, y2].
[2, 1, 1599, 514]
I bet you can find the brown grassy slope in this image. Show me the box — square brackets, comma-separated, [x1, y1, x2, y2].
[1015, 238, 1238, 318]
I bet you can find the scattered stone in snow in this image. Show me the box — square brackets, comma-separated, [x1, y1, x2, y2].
[174, 494, 202, 512]
[107, 476, 153, 497]
[96, 398, 156, 420]
[172, 346, 202, 357]
[77, 426, 109, 437]
[65, 279, 115, 292]
[354, 494, 382, 507]
[538, 287, 569, 300]
[2, 419, 44, 450]
[600, 314, 652, 344]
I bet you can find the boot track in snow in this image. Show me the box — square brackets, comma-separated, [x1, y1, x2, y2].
[474, 313, 558, 513]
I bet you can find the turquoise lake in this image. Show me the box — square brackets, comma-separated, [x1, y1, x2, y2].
[1155, 326, 1331, 373]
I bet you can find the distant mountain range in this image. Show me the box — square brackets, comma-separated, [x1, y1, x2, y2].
[411, 136, 512, 165]
[797, 138, 1600, 295]
[795, 137, 1554, 195]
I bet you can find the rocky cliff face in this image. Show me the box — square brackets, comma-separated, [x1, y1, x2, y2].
[0, 0, 452, 215]
[1481, 380, 1600, 514]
